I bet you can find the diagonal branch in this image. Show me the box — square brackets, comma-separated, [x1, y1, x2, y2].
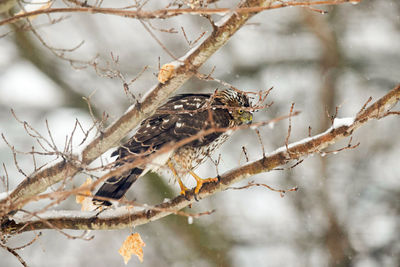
[2, 84, 399, 234]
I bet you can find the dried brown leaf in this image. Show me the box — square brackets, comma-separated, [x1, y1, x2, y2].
[118, 233, 146, 264]
[158, 64, 175, 84]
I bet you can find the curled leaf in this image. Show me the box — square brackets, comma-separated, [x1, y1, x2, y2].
[158, 64, 175, 84]
[119, 233, 146, 264]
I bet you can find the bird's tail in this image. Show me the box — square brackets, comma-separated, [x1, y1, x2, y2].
[92, 168, 143, 206]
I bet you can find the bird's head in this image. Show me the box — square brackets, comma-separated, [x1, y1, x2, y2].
[215, 88, 253, 125]
[233, 107, 253, 125]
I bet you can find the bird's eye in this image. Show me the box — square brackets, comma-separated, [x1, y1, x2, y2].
[238, 109, 244, 114]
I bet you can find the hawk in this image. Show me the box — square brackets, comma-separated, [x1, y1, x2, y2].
[93, 88, 253, 206]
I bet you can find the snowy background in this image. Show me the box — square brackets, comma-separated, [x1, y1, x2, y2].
[0, 0, 399, 266]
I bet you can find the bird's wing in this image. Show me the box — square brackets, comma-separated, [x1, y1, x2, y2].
[112, 94, 219, 158]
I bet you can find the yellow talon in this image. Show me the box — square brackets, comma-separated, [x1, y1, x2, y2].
[178, 179, 190, 196]
[189, 171, 218, 195]
[168, 160, 218, 198]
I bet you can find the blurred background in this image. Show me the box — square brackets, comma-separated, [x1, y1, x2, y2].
[0, 0, 399, 266]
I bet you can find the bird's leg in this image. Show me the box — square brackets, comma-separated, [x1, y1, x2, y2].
[189, 170, 219, 195]
[168, 161, 189, 196]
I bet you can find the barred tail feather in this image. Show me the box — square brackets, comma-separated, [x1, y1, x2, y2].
[92, 168, 143, 206]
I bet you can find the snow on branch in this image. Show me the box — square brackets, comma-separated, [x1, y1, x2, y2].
[2, 84, 398, 234]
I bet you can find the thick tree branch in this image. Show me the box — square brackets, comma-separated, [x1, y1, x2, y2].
[3, 84, 399, 234]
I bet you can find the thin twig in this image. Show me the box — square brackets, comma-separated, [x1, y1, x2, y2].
[254, 129, 265, 158]
[0, 243, 28, 267]
[11, 232, 42, 250]
[227, 180, 298, 198]
[241, 146, 249, 163]
[139, 20, 178, 60]
[1, 163, 9, 192]
[285, 103, 295, 153]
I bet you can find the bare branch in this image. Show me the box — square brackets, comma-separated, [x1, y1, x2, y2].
[285, 103, 295, 153]
[227, 180, 298, 197]
[139, 20, 178, 60]
[0, 243, 27, 267]
[1, 163, 10, 192]
[254, 129, 266, 158]
[2, 84, 399, 233]
[11, 232, 42, 250]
